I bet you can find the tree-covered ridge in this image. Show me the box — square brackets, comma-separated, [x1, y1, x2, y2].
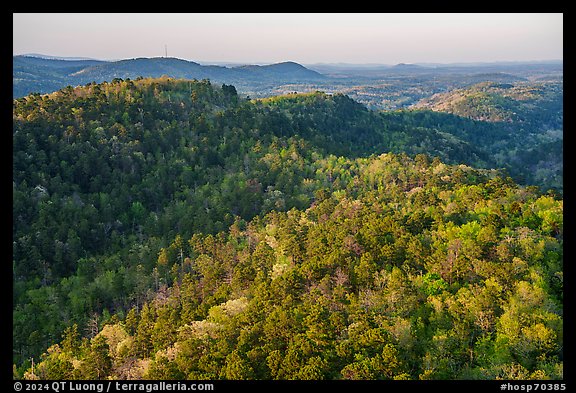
[407, 80, 564, 192]
[13, 77, 562, 380]
[377, 109, 563, 192]
[412, 80, 563, 128]
[22, 153, 563, 380]
[12, 77, 494, 282]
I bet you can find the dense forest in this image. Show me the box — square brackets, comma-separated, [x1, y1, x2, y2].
[412, 81, 563, 125]
[13, 77, 563, 380]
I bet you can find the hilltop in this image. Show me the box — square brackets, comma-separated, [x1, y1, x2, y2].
[13, 55, 326, 98]
[411, 80, 563, 127]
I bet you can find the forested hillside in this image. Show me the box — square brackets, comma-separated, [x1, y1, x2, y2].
[412, 81, 563, 126]
[13, 78, 563, 380]
[410, 80, 563, 191]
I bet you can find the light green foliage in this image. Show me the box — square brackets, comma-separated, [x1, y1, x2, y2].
[14, 78, 562, 380]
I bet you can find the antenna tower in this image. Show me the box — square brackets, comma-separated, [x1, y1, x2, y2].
[165, 45, 168, 58]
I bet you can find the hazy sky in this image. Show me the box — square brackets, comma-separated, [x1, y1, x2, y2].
[13, 13, 563, 65]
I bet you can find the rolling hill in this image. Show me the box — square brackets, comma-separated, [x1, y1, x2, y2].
[13, 55, 326, 98]
[411, 80, 563, 128]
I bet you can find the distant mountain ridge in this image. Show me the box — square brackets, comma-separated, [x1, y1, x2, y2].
[19, 53, 102, 61]
[13, 55, 326, 98]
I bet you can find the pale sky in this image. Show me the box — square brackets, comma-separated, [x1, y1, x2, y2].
[13, 13, 563, 65]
